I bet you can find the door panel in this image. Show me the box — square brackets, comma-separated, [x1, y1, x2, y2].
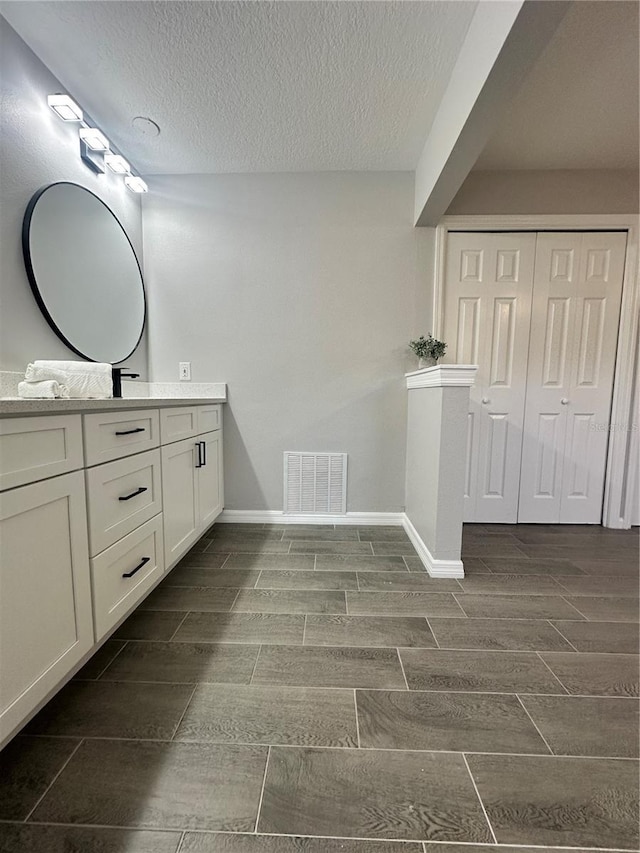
[198, 431, 224, 531]
[519, 232, 626, 523]
[444, 232, 536, 522]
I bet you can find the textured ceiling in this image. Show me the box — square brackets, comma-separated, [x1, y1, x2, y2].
[476, 1, 639, 170]
[1, 0, 477, 175]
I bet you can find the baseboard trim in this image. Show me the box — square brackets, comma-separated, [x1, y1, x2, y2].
[401, 514, 464, 578]
[216, 510, 405, 526]
[216, 510, 464, 576]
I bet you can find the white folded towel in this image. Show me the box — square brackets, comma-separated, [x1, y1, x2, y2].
[29, 360, 113, 375]
[26, 360, 113, 399]
[18, 380, 69, 399]
[24, 365, 70, 384]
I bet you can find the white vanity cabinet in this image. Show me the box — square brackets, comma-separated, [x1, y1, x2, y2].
[0, 400, 224, 747]
[0, 416, 93, 745]
[161, 406, 224, 568]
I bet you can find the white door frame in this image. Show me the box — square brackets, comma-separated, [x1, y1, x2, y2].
[433, 214, 639, 529]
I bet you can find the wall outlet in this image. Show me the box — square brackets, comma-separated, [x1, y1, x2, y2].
[179, 362, 191, 381]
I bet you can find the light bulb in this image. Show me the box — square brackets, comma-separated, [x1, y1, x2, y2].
[79, 127, 109, 151]
[48, 94, 83, 121]
[104, 154, 130, 174]
[124, 176, 148, 193]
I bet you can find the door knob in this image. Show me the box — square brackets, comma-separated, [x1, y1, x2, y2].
[561, 398, 570, 405]
[482, 398, 490, 404]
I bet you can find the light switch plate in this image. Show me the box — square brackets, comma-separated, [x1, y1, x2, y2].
[179, 362, 191, 381]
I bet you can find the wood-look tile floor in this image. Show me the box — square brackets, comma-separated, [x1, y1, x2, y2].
[1, 523, 638, 853]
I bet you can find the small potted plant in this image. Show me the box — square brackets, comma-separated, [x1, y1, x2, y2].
[409, 334, 447, 369]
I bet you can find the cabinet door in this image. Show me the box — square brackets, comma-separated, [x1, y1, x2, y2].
[198, 431, 224, 531]
[0, 471, 93, 745]
[161, 436, 200, 567]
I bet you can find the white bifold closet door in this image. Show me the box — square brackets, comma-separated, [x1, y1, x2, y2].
[518, 232, 627, 523]
[444, 230, 626, 524]
[443, 232, 536, 522]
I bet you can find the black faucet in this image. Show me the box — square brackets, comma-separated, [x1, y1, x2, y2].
[112, 367, 140, 398]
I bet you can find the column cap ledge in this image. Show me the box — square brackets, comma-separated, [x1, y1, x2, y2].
[405, 364, 478, 389]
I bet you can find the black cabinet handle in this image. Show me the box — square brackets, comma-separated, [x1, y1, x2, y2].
[195, 441, 203, 468]
[122, 556, 150, 578]
[115, 427, 146, 436]
[118, 486, 148, 502]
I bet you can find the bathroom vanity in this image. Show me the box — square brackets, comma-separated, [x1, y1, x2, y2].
[0, 398, 225, 746]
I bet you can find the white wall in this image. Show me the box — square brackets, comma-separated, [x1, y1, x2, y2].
[143, 172, 434, 512]
[447, 169, 639, 215]
[0, 18, 147, 377]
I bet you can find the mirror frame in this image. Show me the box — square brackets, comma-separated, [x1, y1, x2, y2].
[22, 181, 147, 363]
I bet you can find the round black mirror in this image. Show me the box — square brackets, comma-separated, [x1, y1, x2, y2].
[22, 182, 146, 363]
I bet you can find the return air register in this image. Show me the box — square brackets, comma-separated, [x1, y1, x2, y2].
[284, 452, 347, 514]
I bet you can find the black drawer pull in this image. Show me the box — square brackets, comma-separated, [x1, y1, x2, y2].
[119, 486, 148, 502]
[115, 427, 146, 436]
[122, 556, 150, 578]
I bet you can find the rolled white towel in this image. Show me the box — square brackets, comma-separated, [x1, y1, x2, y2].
[30, 360, 112, 376]
[18, 380, 69, 399]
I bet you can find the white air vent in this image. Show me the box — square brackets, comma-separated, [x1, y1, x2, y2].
[284, 452, 347, 514]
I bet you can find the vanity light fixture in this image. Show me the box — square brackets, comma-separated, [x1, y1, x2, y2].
[79, 127, 109, 151]
[104, 154, 130, 174]
[48, 91, 148, 191]
[124, 176, 148, 193]
[47, 94, 83, 122]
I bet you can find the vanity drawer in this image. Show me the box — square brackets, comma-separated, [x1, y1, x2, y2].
[160, 405, 222, 445]
[0, 415, 83, 492]
[86, 449, 162, 555]
[197, 405, 221, 435]
[91, 514, 164, 640]
[83, 409, 159, 466]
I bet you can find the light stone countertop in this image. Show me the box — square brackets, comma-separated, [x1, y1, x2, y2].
[0, 396, 227, 417]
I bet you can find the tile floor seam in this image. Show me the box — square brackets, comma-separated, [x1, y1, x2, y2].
[174, 831, 187, 853]
[559, 595, 595, 621]
[94, 642, 128, 680]
[248, 645, 263, 685]
[7, 740, 640, 760]
[396, 649, 410, 690]
[302, 615, 307, 646]
[515, 694, 555, 755]
[23, 738, 84, 822]
[253, 745, 271, 833]
[227, 588, 243, 612]
[353, 689, 361, 748]
[219, 553, 231, 568]
[66, 680, 637, 700]
[2, 821, 636, 850]
[167, 612, 190, 642]
[425, 617, 440, 648]
[461, 752, 499, 845]
[313, 554, 317, 571]
[546, 619, 581, 652]
[534, 652, 572, 694]
[450, 592, 470, 617]
[170, 683, 199, 741]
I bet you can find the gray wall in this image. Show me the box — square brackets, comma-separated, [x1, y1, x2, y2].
[447, 169, 639, 215]
[405, 385, 470, 561]
[143, 172, 435, 512]
[0, 18, 147, 376]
